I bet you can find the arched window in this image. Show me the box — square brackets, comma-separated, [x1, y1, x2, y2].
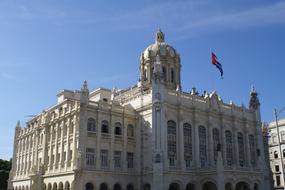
[274, 151, 279, 159]
[225, 183, 233, 190]
[203, 182, 217, 190]
[168, 120, 177, 166]
[183, 123, 192, 168]
[64, 181, 70, 190]
[127, 124, 134, 137]
[59, 182, 64, 190]
[99, 183, 108, 190]
[85, 183, 94, 190]
[52, 183, 57, 190]
[199, 126, 207, 167]
[126, 184, 134, 190]
[113, 183, 122, 190]
[249, 134, 256, 166]
[47, 183, 52, 190]
[225, 130, 233, 166]
[254, 183, 259, 190]
[143, 183, 151, 190]
[115, 122, 122, 135]
[185, 183, 195, 190]
[238, 132, 245, 167]
[87, 118, 96, 132]
[169, 183, 180, 190]
[212, 128, 220, 164]
[101, 120, 109, 133]
[283, 149, 285, 158]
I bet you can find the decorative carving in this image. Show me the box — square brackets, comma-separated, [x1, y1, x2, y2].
[155, 92, 161, 100]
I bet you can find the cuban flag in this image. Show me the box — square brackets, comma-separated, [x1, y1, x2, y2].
[211, 52, 223, 79]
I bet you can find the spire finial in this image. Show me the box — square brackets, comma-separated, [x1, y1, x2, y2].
[249, 86, 260, 110]
[81, 80, 89, 93]
[251, 85, 256, 93]
[16, 121, 21, 129]
[155, 29, 165, 43]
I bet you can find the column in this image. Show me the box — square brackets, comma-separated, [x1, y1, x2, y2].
[207, 113, 213, 167]
[72, 115, 78, 169]
[65, 119, 70, 171]
[48, 126, 53, 172]
[244, 121, 251, 168]
[179, 113, 185, 170]
[123, 113, 128, 172]
[96, 112, 101, 170]
[42, 128, 48, 171]
[53, 124, 58, 172]
[220, 114, 225, 166]
[26, 136, 31, 174]
[35, 131, 39, 171]
[110, 112, 114, 170]
[193, 109, 200, 168]
[232, 117, 238, 169]
[59, 121, 64, 171]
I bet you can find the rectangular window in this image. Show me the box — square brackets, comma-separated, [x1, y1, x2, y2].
[272, 136, 277, 144]
[169, 157, 175, 166]
[63, 151, 66, 162]
[51, 154, 55, 164]
[86, 148, 95, 166]
[185, 159, 191, 168]
[276, 175, 281, 186]
[171, 68, 175, 83]
[114, 151, 121, 168]
[127, 152, 134, 168]
[69, 150, 73, 160]
[275, 165, 280, 172]
[101, 149, 109, 168]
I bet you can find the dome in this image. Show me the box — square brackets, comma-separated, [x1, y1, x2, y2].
[143, 30, 178, 60]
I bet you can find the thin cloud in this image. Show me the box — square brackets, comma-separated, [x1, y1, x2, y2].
[88, 2, 285, 37]
[0, 1, 284, 37]
[0, 72, 15, 80]
[177, 2, 285, 39]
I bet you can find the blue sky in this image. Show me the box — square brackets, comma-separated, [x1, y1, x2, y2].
[1, 0, 285, 160]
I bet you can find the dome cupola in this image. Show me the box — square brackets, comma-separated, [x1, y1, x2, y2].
[139, 30, 181, 90]
[142, 30, 178, 60]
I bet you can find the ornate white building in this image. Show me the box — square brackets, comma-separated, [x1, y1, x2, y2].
[268, 118, 285, 189]
[8, 30, 271, 190]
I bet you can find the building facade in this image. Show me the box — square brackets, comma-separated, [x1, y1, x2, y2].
[8, 30, 271, 190]
[268, 118, 285, 189]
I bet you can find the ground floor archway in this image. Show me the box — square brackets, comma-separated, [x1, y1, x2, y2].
[225, 183, 233, 190]
[169, 183, 180, 190]
[202, 182, 217, 190]
[185, 183, 195, 190]
[235, 182, 250, 190]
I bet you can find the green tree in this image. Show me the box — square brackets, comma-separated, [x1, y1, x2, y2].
[0, 159, 12, 190]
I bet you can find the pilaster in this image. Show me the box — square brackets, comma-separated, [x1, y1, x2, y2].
[65, 119, 70, 171]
